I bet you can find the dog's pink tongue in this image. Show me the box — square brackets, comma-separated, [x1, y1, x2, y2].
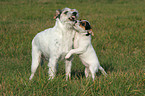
[72, 16, 76, 19]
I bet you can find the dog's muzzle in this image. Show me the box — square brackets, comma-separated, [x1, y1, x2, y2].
[69, 12, 78, 21]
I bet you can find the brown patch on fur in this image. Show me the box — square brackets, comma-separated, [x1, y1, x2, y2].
[88, 29, 94, 36]
[71, 9, 75, 11]
[79, 25, 85, 30]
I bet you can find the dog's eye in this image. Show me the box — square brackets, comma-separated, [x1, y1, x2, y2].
[82, 23, 85, 26]
[64, 11, 68, 14]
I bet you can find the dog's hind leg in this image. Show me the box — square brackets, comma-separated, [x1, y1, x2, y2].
[89, 65, 97, 81]
[29, 45, 42, 80]
[85, 67, 90, 78]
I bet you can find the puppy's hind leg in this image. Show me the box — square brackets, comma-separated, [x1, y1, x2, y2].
[99, 66, 107, 77]
[89, 65, 97, 81]
[85, 67, 89, 78]
[29, 46, 42, 80]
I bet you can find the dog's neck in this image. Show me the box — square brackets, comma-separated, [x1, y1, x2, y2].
[55, 18, 74, 30]
[54, 18, 76, 51]
[55, 18, 64, 29]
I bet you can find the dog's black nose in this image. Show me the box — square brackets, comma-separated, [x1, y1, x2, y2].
[75, 20, 77, 23]
[72, 12, 77, 16]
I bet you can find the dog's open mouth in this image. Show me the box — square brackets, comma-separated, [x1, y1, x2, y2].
[69, 16, 76, 21]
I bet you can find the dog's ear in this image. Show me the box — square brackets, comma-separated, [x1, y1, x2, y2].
[56, 9, 61, 14]
[54, 9, 62, 19]
[87, 29, 94, 36]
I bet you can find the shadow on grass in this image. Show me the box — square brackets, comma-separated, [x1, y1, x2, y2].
[71, 70, 85, 79]
[41, 60, 114, 79]
[71, 63, 114, 79]
[102, 62, 114, 72]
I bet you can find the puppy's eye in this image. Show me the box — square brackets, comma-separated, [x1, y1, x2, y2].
[64, 11, 68, 14]
[82, 23, 85, 26]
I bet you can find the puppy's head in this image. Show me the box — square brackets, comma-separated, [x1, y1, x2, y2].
[74, 20, 94, 36]
[54, 8, 79, 24]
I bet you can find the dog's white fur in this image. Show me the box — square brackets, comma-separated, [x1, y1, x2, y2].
[65, 20, 107, 81]
[29, 8, 79, 80]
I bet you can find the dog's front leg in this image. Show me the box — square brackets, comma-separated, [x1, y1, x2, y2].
[65, 48, 86, 59]
[48, 57, 58, 80]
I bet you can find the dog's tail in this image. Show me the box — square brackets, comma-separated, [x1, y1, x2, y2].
[99, 66, 107, 77]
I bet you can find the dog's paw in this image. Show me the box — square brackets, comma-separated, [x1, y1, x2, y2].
[65, 54, 70, 59]
[65, 56, 70, 59]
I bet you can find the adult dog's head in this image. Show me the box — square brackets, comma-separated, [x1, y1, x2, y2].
[54, 8, 79, 25]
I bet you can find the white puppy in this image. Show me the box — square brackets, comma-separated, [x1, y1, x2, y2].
[29, 8, 79, 80]
[65, 20, 107, 81]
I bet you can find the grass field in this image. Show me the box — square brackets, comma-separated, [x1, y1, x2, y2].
[0, 0, 145, 95]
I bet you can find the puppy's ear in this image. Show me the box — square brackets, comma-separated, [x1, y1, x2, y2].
[54, 9, 62, 19]
[88, 29, 94, 36]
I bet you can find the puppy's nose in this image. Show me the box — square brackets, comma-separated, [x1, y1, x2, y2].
[75, 20, 77, 23]
[72, 12, 77, 16]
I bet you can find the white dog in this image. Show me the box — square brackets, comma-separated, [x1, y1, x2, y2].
[65, 20, 107, 81]
[29, 8, 79, 80]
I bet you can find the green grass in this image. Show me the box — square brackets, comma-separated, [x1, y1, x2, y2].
[0, 0, 145, 95]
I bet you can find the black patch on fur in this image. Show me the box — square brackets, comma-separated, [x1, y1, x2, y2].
[85, 21, 91, 30]
[86, 33, 90, 36]
[85, 21, 92, 36]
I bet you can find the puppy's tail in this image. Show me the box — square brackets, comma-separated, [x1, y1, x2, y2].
[99, 66, 107, 77]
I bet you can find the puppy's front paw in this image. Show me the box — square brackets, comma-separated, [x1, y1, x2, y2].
[65, 54, 70, 59]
